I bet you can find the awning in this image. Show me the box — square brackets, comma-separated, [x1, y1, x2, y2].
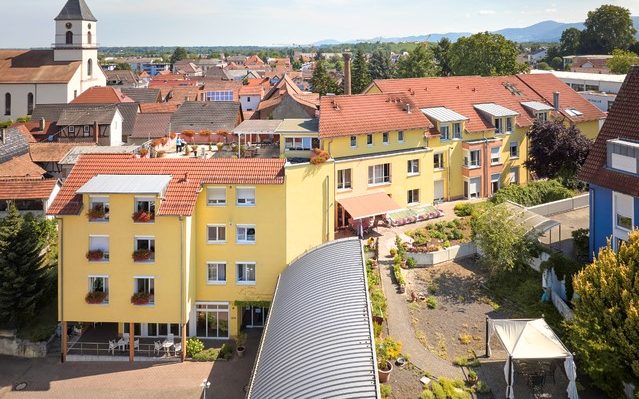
[338, 192, 402, 220]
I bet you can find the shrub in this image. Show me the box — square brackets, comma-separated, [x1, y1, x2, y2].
[454, 203, 473, 217]
[431, 381, 446, 399]
[476, 380, 490, 393]
[421, 389, 435, 399]
[393, 264, 405, 286]
[389, 248, 397, 257]
[310, 148, 330, 164]
[406, 257, 417, 268]
[458, 333, 472, 345]
[376, 336, 402, 364]
[426, 296, 438, 309]
[452, 356, 468, 367]
[192, 347, 220, 361]
[186, 337, 204, 357]
[219, 343, 234, 360]
[381, 384, 392, 398]
[572, 228, 589, 259]
[491, 179, 574, 207]
[540, 252, 582, 301]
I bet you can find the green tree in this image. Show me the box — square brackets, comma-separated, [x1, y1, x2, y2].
[449, 32, 527, 76]
[114, 62, 131, 71]
[351, 49, 372, 94]
[170, 47, 188, 64]
[581, 4, 637, 54]
[607, 49, 639, 74]
[0, 205, 47, 327]
[566, 231, 639, 397]
[395, 43, 437, 78]
[433, 38, 452, 76]
[368, 49, 393, 80]
[471, 204, 539, 275]
[310, 60, 341, 95]
[559, 28, 582, 56]
[536, 62, 552, 70]
[549, 56, 564, 70]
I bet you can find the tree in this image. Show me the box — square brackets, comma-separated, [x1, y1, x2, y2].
[170, 47, 188, 64]
[368, 49, 393, 80]
[433, 38, 452, 76]
[114, 63, 131, 71]
[607, 49, 639, 74]
[559, 28, 582, 56]
[536, 62, 552, 71]
[351, 49, 372, 94]
[566, 231, 639, 397]
[549, 56, 564, 70]
[525, 119, 592, 188]
[581, 5, 637, 54]
[471, 204, 539, 275]
[0, 205, 47, 327]
[395, 43, 437, 78]
[448, 32, 527, 76]
[310, 60, 341, 96]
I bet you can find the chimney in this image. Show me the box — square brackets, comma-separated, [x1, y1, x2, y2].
[40, 118, 46, 131]
[553, 91, 560, 111]
[405, 103, 412, 113]
[342, 52, 352, 95]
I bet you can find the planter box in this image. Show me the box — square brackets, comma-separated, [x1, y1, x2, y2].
[407, 242, 476, 266]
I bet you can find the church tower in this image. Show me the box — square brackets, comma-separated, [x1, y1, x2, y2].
[53, 0, 101, 89]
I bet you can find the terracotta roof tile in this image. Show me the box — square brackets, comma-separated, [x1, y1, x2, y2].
[579, 66, 639, 196]
[139, 103, 180, 114]
[0, 154, 46, 178]
[48, 155, 285, 216]
[0, 50, 80, 84]
[0, 178, 58, 200]
[29, 143, 94, 163]
[70, 86, 135, 104]
[130, 113, 172, 139]
[166, 86, 204, 103]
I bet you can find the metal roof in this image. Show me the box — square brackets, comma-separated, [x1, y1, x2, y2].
[275, 118, 319, 134]
[531, 69, 626, 84]
[232, 119, 283, 135]
[421, 106, 469, 123]
[474, 103, 519, 117]
[502, 202, 560, 235]
[76, 174, 171, 194]
[520, 101, 554, 112]
[247, 238, 380, 399]
[55, 0, 97, 21]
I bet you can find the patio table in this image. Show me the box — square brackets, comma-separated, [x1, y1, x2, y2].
[162, 340, 174, 355]
[117, 338, 128, 351]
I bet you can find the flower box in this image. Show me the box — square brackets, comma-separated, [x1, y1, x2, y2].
[131, 292, 153, 305]
[132, 249, 154, 262]
[87, 208, 107, 221]
[132, 211, 154, 223]
[86, 249, 105, 261]
[85, 291, 108, 304]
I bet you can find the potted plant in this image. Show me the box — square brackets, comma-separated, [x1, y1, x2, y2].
[191, 145, 199, 157]
[216, 142, 224, 151]
[376, 337, 402, 383]
[87, 207, 106, 221]
[86, 249, 105, 261]
[85, 290, 107, 304]
[132, 211, 153, 223]
[236, 332, 247, 358]
[156, 150, 166, 158]
[130, 292, 151, 305]
[467, 369, 478, 385]
[132, 249, 153, 262]
[139, 148, 149, 158]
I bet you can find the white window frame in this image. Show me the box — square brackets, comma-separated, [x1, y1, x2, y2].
[452, 123, 462, 139]
[206, 187, 226, 206]
[366, 134, 373, 146]
[440, 124, 450, 141]
[509, 167, 519, 184]
[236, 262, 256, 285]
[236, 225, 256, 244]
[407, 159, 420, 176]
[207, 262, 227, 285]
[464, 177, 481, 199]
[491, 173, 501, 194]
[134, 236, 156, 262]
[68, 125, 75, 133]
[83, 125, 91, 136]
[434, 153, 444, 170]
[88, 196, 109, 222]
[407, 189, 420, 205]
[337, 169, 352, 190]
[506, 117, 513, 133]
[207, 224, 226, 244]
[350, 135, 357, 148]
[509, 142, 519, 159]
[613, 192, 634, 233]
[284, 137, 312, 151]
[133, 276, 155, 305]
[88, 235, 109, 262]
[536, 112, 548, 122]
[464, 150, 481, 168]
[134, 196, 156, 222]
[382, 132, 389, 145]
[491, 146, 500, 165]
[236, 187, 256, 206]
[88, 275, 109, 304]
[368, 163, 391, 186]
[398, 130, 404, 143]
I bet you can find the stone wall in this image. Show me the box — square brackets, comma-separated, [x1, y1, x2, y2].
[0, 329, 49, 358]
[407, 242, 476, 266]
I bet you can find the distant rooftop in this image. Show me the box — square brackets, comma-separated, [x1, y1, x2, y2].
[474, 103, 519, 118]
[275, 118, 319, 134]
[530, 69, 626, 83]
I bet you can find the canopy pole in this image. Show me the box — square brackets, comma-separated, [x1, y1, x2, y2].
[507, 355, 513, 399]
[485, 316, 490, 358]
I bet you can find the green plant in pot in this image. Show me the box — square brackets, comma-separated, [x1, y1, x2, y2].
[376, 337, 402, 383]
[467, 369, 478, 385]
[236, 332, 247, 358]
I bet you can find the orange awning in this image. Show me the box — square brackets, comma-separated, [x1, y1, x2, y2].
[338, 192, 402, 220]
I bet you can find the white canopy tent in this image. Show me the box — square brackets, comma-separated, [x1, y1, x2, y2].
[486, 318, 578, 399]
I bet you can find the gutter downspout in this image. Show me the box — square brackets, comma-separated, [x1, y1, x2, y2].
[58, 217, 64, 362]
[179, 215, 185, 360]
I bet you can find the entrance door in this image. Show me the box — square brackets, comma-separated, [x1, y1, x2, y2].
[244, 306, 269, 328]
[434, 180, 444, 202]
[195, 303, 230, 339]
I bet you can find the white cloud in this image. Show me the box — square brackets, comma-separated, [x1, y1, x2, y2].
[479, 9, 496, 15]
[545, 8, 558, 13]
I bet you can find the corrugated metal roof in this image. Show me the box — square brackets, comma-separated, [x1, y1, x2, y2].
[421, 106, 468, 123]
[247, 238, 379, 399]
[233, 119, 283, 135]
[520, 101, 554, 112]
[473, 103, 519, 117]
[76, 174, 171, 194]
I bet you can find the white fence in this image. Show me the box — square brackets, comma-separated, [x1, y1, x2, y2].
[526, 193, 589, 217]
[407, 242, 476, 266]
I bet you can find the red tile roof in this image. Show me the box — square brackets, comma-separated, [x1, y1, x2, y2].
[579, 66, 639, 196]
[48, 155, 286, 216]
[29, 143, 94, 163]
[9, 124, 37, 143]
[167, 86, 204, 104]
[139, 103, 180, 114]
[0, 154, 46, 178]
[71, 87, 135, 104]
[244, 55, 265, 66]
[239, 85, 264, 96]
[0, 178, 58, 200]
[0, 50, 80, 84]
[319, 93, 429, 138]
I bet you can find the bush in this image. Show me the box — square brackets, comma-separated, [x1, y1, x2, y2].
[406, 257, 417, 268]
[186, 337, 204, 357]
[219, 342, 234, 360]
[476, 380, 490, 394]
[454, 203, 473, 217]
[192, 348, 220, 361]
[421, 389, 435, 399]
[453, 356, 469, 367]
[431, 381, 446, 399]
[572, 228, 589, 260]
[381, 384, 392, 398]
[491, 179, 574, 207]
[426, 296, 438, 309]
[540, 251, 583, 301]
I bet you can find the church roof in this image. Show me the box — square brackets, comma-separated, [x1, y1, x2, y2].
[0, 50, 80, 84]
[55, 0, 97, 22]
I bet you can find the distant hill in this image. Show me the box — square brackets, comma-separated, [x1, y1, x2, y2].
[313, 17, 639, 45]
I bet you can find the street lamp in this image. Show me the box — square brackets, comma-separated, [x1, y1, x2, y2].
[201, 379, 211, 399]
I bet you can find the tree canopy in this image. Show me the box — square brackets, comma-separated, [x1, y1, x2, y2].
[368, 49, 394, 80]
[395, 43, 437, 78]
[170, 47, 188, 64]
[581, 4, 637, 54]
[566, 231, 639, 398]
[351, 49, 372, 94]
[310, 60, 341, 96]
[448, 32, 527, 76]
[433, 38, 452, 76]
[114, 62, 131, 71]
[607, 49, 639, 74]
[559, 28, 582, 56]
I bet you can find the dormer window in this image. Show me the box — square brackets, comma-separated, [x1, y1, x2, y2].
[452, 123, 462, 139]
[440, 124, 450, 141]
[536, 112, 548, 122]
[607, 139, 639, 174]
[494, 117, 513, 134]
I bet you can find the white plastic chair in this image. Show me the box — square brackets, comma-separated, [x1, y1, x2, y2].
[108, 340, 116, 355]
[133, 339, 140, 351]
[122, 332, 130, 341]
[154, 341, 162, 355]
[173, 342, 182, 357]
[166, 333, 175, 343]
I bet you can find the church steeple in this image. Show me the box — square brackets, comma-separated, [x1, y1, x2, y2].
[55, 0, 97, 22]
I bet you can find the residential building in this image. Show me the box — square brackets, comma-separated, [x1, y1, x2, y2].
[104, 70, 143, 88]
[172, 60, 203, 77]
[29, 142, 94, 177]
[0, 177, 61, 217]
[0, 0, 106, 121]
[128, 113, 172, 145]
[580, 66, 639, 256]
[563, 55, 613, 74]
[170, 101, 242, 143]
[255, 75, 319, 120]
[527, 48, 548, 65]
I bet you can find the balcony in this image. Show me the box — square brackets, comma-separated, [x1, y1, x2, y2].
[86, 249, 109, 262]
[132, 211, 155, 223]
[132, 249, 155, 263]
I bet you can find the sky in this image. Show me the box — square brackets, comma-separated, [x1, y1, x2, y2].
[1, 0, 638, 48]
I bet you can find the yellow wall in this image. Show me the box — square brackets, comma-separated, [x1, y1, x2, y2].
[323, 128, 426, 159]
[278, 132, 318, 159]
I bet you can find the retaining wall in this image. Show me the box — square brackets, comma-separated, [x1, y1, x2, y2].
[0, 329, 49, 358]
[526, 193, 589, 217]
[407, 242, 476, 266]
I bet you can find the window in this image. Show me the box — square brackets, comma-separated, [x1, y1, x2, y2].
[440, 124, 450, 141]
[464, 177, 481, 199]
[236, 225, 256, 244]
[88, 276, 109, 304]
[398, 131, 404, 143]
[464, 150, 480, 168]
[509, 142, 519, 158]
[134, 197, 155, 221]
[133, 277, 155, 304]
[88, 236, 109, 262]
[491, 147, 500, 165]
[617, 214, 633, 230]
[206, 91, 233, 101]
[68, 125, 75, 133]
[134, 237, 155, 261]
[247, 97, 251, 102]
[87, 31, 92, 45]
[452, 123, 462, 139]
[506, 118, 513, 133]
[207, 263, 226, 284]
[434, 153, 444, 170]
[509, 167, 519, 184]
[494, 118, 502, 133]
[4, 93, 10, 116]
[407, 159, 420, 175]
[536, 112, 548, 122]
[337, 169, 352, 190]
[65, 30, 73, 45]
[236, 187, 256, 206]
[27, 93, 34, 115]
[614, 192, 634, 231]
[585, 84, 599, 92]
[207, 187, 226, 206]
[207, 225, 226, 243]
[195, 303, 229, 338]
[407, 189, 420, 204]
[284, 137, 312, 151]
[237, 263, 256, 284]
[88, 196, 109, 221]
[368, 163, 391, 185]
[366, 134, 373, 146]
[382, 132, 389, 145]
[83, 125, 91, 137]
[491, 173, 501, 194]
[87, 59, 93, 76]
[350, 135, 357, 148]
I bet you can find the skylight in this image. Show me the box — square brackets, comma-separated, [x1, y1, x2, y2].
[564, 108, 583, 117]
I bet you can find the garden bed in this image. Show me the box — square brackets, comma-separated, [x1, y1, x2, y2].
[406, 218, 472, 253]
[386, 205, 443, 227]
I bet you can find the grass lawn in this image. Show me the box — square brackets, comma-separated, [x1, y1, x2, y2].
[17, 296, 58, 342]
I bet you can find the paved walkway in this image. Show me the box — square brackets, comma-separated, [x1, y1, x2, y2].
[375, 220, 464, 379]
